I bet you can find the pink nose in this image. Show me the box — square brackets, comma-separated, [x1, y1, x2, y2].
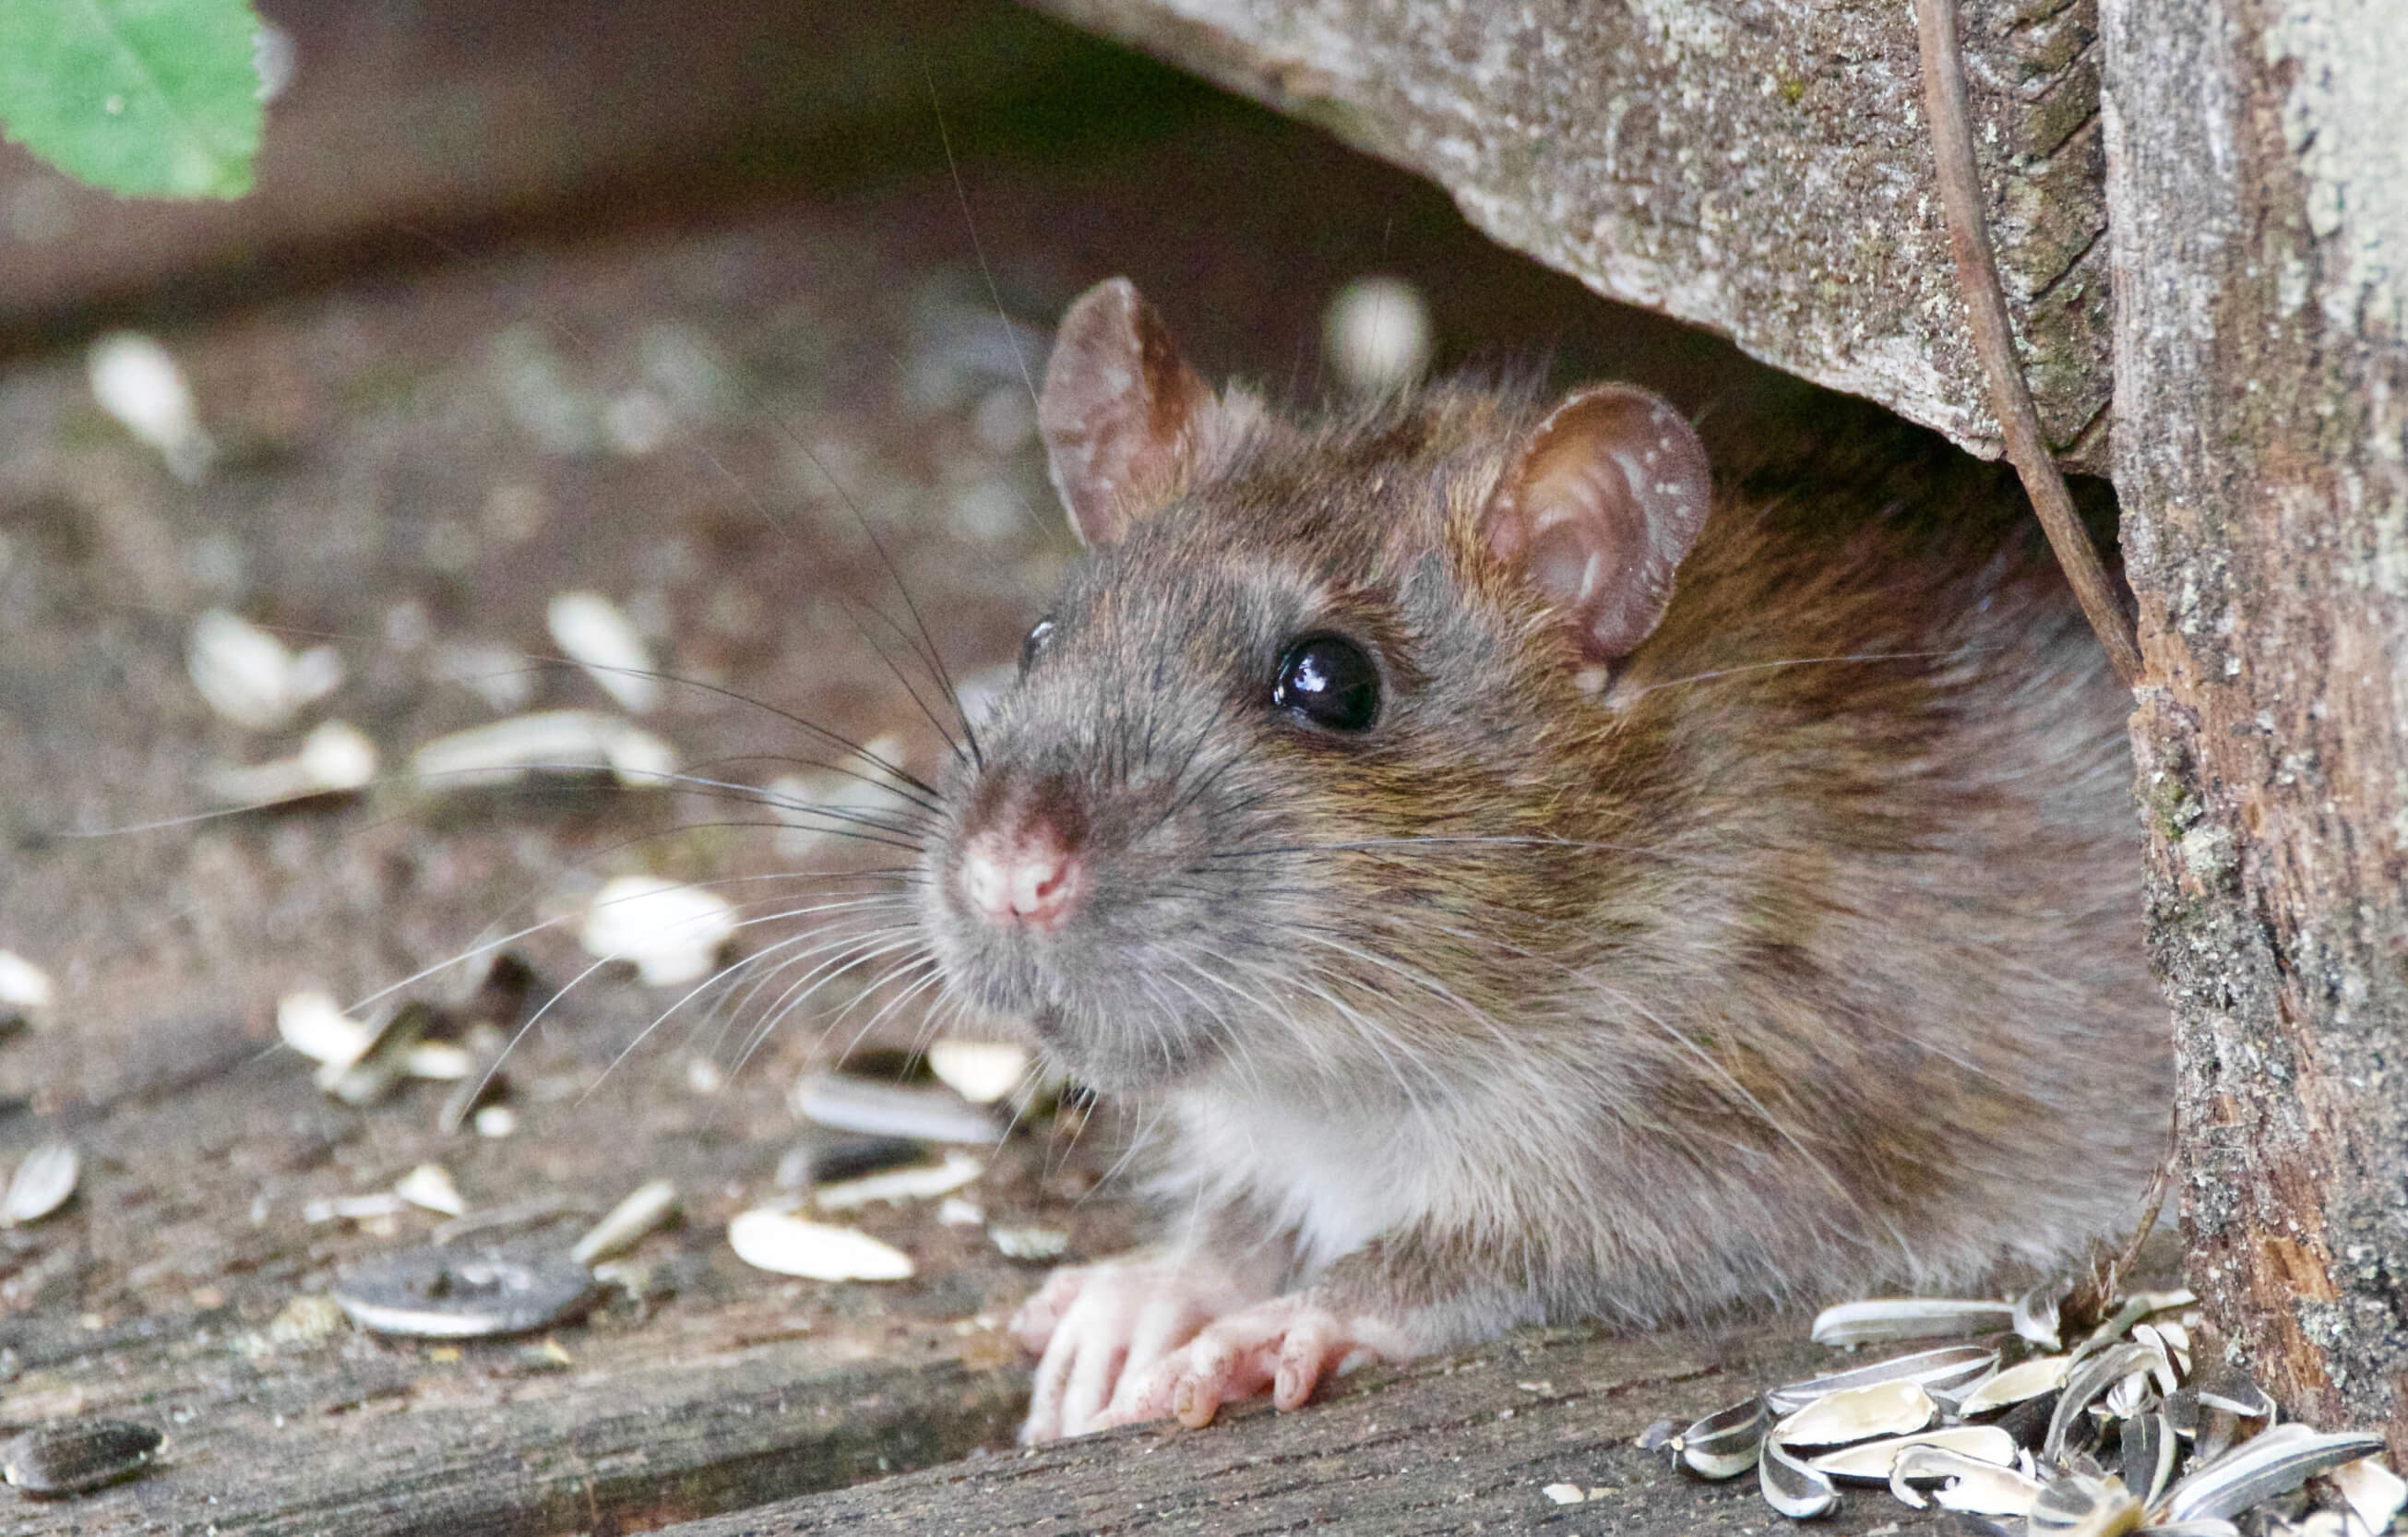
[960, 829, 1084, 931]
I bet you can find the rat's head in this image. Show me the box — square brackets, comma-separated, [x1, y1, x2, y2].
[920, 279, 1711, 1096]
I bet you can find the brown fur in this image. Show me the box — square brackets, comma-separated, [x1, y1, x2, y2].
[923, 322, 2169, 1350]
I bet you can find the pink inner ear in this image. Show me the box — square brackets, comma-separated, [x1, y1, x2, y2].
[1038, 278, 1217, 548]
[1481, 385, 1711, 662]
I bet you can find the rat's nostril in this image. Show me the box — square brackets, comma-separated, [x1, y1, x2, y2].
[960, 829, 1084, 931]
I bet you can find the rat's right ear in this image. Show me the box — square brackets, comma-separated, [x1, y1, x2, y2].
[1477, 385, 1711, 663]
[1039, 278, 1221, 548]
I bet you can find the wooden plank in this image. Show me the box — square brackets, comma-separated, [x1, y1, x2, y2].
[1020, 0, 2114, 471]
[638, 1321, 1950, 1537]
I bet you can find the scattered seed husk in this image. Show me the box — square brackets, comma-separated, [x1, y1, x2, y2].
[2159, 1425, 2388, 1526]
[437, 1062, 508, 1136]
[89, 329, 214, 480]
[545, 591, 660, 714]
[1773, 1379, 1937, 1447]
[2047, 1341, 2164, 1461]
[393, 1163, 466, 1218]
[2105, 1368, 2157, 1422]
[2129, 1521, 2240, 1537]
[1670, 1396, 1770, 1479]
[569, 1180, 678, 1267]
[1766, 1344, 1997, 1414]
[790, 1072, 1004, 1146]
[185, 608, 339, 731]
[318, 1000, 434, 1107]
[278, 988, 373, 1066]
[472, 1105, 519, 1138]
[988, 1224, 1068, 1262]
[812, 1149, 983, 1211]
[925, 1039, 1031, 1105]
[1959, 1353, 2075, 1414]
[1759, 1431, 1842, 1518]
[2124, 1410, 2181, 1509]
[578, 876, 736, 988]
[1, 1143, 80, 1226]
[1540, 1481, 1586, 1506]
[776, 1133, 930, 1191]
[726, 1209, 912, 1281]
[1810, 1297, 2015, 1347]
[265, 1293, 351, 1348]
[2132, 1321, 2190, 1380]
[333, 1245, 598, 1338]
[303, 1191, 410, 1223]
[936, 1196, 983, 1227]
[2329, 1454, 2408, 1534]
[207, 720, 378, 805]
[410, 709, 675, 790]
[400, 1042, 476, 1080]
[1888, 1444, 2045, 1515]
[0, 950, 56, 1014]
[1808, 1424, 2020, 1482]
[2, 1418, 163, 1497]
[1634, 1418, 1678, 1453]
[2015, 1281, 2066, 1351]
[2030, 1468, 2142, 1535]
[2187, 1363, 2275, 1421]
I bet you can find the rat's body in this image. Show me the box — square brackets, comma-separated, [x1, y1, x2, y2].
[920, 280, 2167, 1439]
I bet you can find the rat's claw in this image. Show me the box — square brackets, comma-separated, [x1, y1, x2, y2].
[1016, 1257, 1265, 1442]
[1100, 1293, 1411, 1432]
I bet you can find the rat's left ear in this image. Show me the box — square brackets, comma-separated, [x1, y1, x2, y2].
[1477, 385, 1711, 662]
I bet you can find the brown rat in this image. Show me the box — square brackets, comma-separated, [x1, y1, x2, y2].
[919, 277, 2169, 1441]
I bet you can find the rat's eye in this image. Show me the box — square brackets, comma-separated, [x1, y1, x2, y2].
[1270, 634, 1380, 732]
[1019, 617, 1055, 673]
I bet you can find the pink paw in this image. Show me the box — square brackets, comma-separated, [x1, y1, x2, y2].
[1101, 1293, 1414, 1433]
[1012, 1257, 1265, 1443]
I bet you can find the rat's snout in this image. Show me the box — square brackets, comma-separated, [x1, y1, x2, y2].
[959, 821, 1086, 934]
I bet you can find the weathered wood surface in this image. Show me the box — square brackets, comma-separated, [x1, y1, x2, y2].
[1020, 0, 2114, 471]
[2103, 0, 2408, 1460]
[646, 1324, 1946, 1537]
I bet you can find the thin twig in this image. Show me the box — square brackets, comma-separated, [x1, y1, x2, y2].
[1912, 0, 2144, 689]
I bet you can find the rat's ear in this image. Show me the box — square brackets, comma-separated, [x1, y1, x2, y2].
[1039, 278, 1220, 548]
[1478, 385, 1711, 662]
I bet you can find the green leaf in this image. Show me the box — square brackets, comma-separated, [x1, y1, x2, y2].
[0, 0, 265, 199]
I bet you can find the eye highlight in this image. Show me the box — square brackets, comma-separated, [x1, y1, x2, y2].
[1019, 617, 1055, 673]
[1270, 634, 1380, 733]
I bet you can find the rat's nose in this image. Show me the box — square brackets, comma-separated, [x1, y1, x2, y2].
[960, 828, 1085, 932]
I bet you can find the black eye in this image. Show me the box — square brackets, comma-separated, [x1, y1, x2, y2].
[1270, 634, 1380, 732]
[1019, 617, 1055, 673]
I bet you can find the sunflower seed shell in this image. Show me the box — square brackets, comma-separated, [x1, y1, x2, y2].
[1673, 1396, 1768, 1479]
[333, 1245, 598, 1338]
[1759, 1433, 1841, 1519]
[1773, 1379, 1937, 1447]
[727, 1210, 913, 1281]
[790, 1073, 1003, 1146]
[1959, 1352, 2074, 1414]
[1807, 1424, 2019, 1483]
[2029, 1468, 2141, 1535]
[1, 1143, 80, 1226]
[1810, 1297, 2015, 1347]
[2160, 1425, 2387, 1525]
[2329, 1455, 2408, 1535]
[1765, 1344, 1997, 1413]
[1889, 1445, 2044, 1516]
[925, 1040, 1031, 1105]
[811, 1149, 983, 1211]
[569, 1179, 679, 1267]
[1, 1418, 163, 1497]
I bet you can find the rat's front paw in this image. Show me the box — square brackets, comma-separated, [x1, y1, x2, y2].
[1014, 1256, 1265, 1443]
[1106, 1292, 1416, 1432]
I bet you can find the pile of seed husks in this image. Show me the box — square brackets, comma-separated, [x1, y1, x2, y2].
[1640, 1289, 2405, 1534]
